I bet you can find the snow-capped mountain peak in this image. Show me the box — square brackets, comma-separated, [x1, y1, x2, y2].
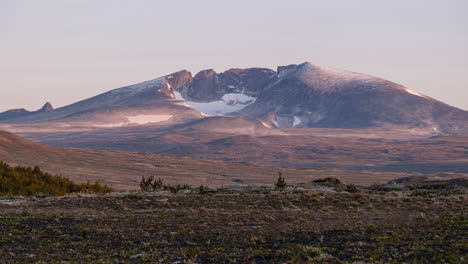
[1, 62, 467, 135]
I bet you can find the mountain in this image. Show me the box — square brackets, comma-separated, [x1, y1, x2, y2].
[0, 102, 54, 121]
[1, 63, 467, 183]
[176, 63, 468, 134]
[1, 62, 467, 135]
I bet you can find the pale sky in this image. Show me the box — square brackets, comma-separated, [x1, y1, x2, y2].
[1, 0, 467, 112]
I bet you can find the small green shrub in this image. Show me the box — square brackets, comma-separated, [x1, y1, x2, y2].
[139, 176, 152, 192]
[140, 176, 164, 192]
[164, 184, 191, 194]
[275, 171, 287, 191]
[139, 176, 191, 194]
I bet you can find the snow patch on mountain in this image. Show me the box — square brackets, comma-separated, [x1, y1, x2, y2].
[174, 101, 191, 107]
[93, 114, 172, 128]
[127, 114, 172, 124]
[259, 120, 272, 128]
[404, 88, 425, 98]
[93, 123, 126, 128]
[293, 116, 302, 127]
[174, 91, 256, 116]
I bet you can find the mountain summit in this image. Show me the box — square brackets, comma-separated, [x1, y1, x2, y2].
[1, 62, 467, 135]
[38, 102, 54, 112]
[0, 102, 54, 121]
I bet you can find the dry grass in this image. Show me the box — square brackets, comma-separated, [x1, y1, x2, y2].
[0, 186, 466, 263]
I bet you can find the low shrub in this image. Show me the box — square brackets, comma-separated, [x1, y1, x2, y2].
[139, 176, 191, 194]
[274, 171, 287, 191]
[0, 161, 113, 196]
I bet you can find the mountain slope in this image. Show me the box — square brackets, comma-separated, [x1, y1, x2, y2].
[249, 63, 468, 133]
[1, 71, 195, 125]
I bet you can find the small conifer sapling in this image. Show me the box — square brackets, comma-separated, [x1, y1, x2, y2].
[275, 171, 287, 190]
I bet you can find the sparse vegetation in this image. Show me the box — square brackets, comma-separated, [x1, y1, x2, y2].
[139, 176, 191, 194]
[0, 174, 466, 263]
[139, 176, 164, 191]
[274, 171, 287, 190]
[165, 183, 191, 194]
[0, 185, 465, 263]
[198, 185, 209, 195]
[409, 184, 465, 197]
[0, 162, 113, 197]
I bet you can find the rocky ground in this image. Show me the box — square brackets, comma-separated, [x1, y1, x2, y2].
[0, 179, 466, 263]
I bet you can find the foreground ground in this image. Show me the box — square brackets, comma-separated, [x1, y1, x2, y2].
[0, 181, 466, 263]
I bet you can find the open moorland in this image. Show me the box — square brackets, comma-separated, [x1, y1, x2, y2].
[0, 177, 466, 263]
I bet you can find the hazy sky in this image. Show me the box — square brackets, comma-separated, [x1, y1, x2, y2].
[1, 0, 467, 111]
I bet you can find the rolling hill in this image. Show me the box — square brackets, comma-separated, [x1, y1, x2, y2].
[0, 130, 422, 190]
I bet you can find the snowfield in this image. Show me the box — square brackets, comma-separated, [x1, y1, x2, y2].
[93, 114, 173, 127]
[293, 116, 302, 127]
[127, 114, 172, 124]
[404, 88, 426, 98]
[93, 123, 126, 128]
[174, 91, 256, 116]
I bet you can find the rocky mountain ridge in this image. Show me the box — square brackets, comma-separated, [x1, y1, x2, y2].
[1, 62, 467, 135]
[0, 102, 54, 121]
